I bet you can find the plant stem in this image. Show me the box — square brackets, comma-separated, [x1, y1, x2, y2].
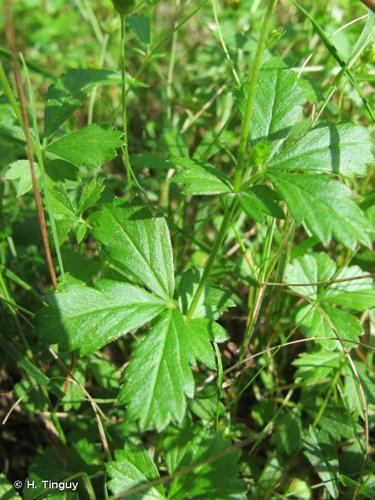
[186, 0, 278, 321]
[166, 0, 180, 121]
[4, 0, 58, 290]
[233, 0, 278, 192]
[186, 204, 235, 321]
[0, 60, 22, 125]
[239, 218, 276, 360]
[211, 0, 241, 87]
[21, 55, 65, 277]
[120, 13, 132, 191]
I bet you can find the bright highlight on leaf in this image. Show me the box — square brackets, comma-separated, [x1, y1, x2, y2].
[37, 280, 166, 355]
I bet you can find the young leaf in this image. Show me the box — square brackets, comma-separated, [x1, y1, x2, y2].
[47, 124, 123, 168]
[268, 123, 373, 178]
[171, 158, 232, 195]
[78, 178, 105, 214]
[107, 444, 165, 499]
[167, 429, 247, 499]
[268, 172, 371, 248]
[239, 66, 311, 158]
[91, 202, 175, 300]
[238, 185, 284, 223]
[303, 428, 339, 499]
[119, 309, 194, 431]
[37, 280, 166, 355]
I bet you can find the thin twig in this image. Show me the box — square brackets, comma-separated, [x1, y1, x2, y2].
[4, 0, 57, 290]
[261, 273, 374, 287]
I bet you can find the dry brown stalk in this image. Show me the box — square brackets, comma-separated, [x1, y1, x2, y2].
[4, 0, 58, 290]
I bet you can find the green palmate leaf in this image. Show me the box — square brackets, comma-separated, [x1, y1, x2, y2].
[171, 157, 232, 195]
[119, 309, 194, 431]
[4, 160, 39, 196]
[44, 69, 122, 138]
[292, 351, 341, 384]
[47, 125, 123, 168]
[167, 429, 247, 499]
[107, 444, 165, 499]
[238, 185, 284, 222]
[303, 428, 339, 499]
[91, 202, 175, 300]
[240, 65, 312, 158]
[268, 172, 371, 248]
[37, 280, 166, 355]
[268, 123, 373, 178]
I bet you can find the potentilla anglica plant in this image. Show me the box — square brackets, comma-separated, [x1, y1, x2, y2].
[0, 0, 374, 498]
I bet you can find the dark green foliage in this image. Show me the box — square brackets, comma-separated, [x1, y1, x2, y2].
[0, 1, 374, 499]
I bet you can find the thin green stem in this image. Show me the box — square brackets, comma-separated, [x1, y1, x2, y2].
[214, 341, 223, 431]
[88, 34, 109, 125]
[293, 0, 375, 122]
[0, 60, 22, 125]
[313, 362, 342, 427]
[186, 203, 235, 321]
[132, 0, 210, 85]
[120, 14, 133, 190]
[186, 1, 277, 321]
[233, 0, 278, 192]
[211, 0, 241, 87]
[239, 218, 276, 360]
[166, 0, 180, 121]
